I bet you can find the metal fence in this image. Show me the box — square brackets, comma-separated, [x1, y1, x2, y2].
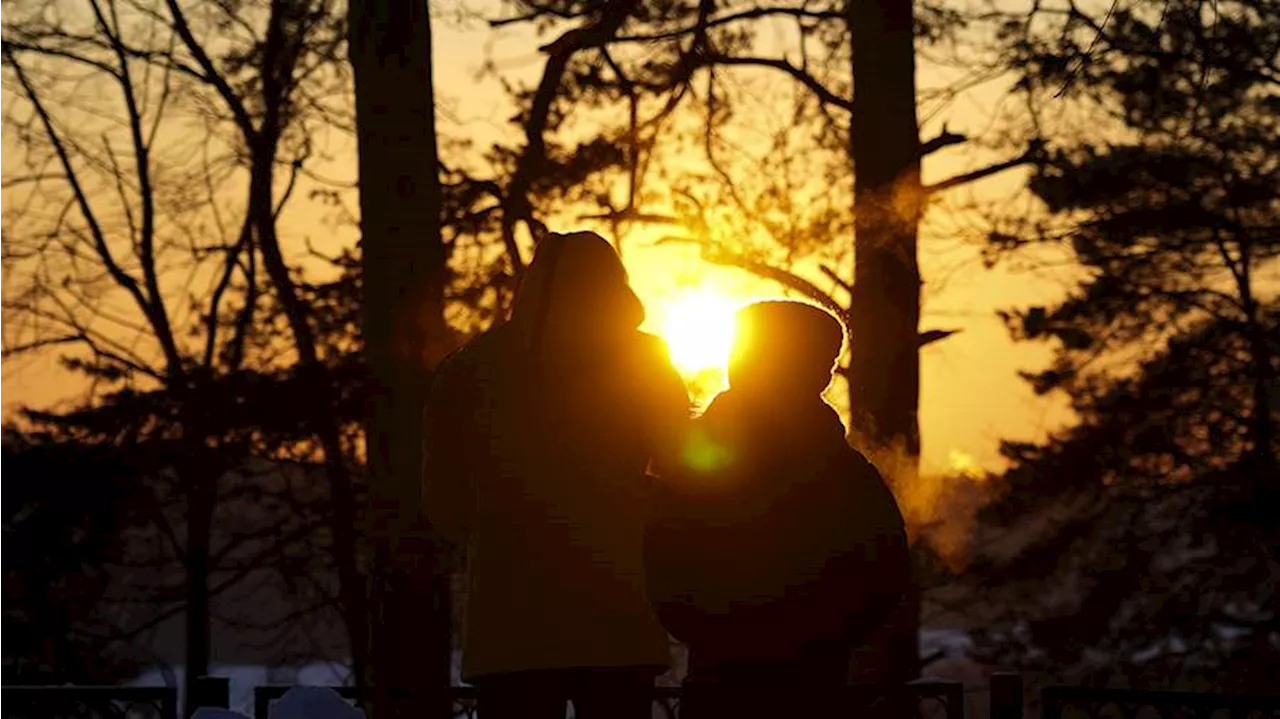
[251, 680, 963, 719]
[1, 686, 178, 719]
[6, 677, 1279, 719]
[1041, 685, 1280, 719]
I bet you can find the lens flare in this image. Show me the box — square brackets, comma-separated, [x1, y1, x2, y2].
[681, 426, 734, 473]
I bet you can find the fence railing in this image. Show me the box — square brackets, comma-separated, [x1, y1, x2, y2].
[5, 675, 1279, 719]
[1, 685, 179, 719]
[250, 680, 964, 719]
[1041, 685, 1280, 719]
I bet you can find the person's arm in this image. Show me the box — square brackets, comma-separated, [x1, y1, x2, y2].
[421, 354, 476, 549]
[860, 518, 911, 635]
[643, 496, 709, 645]
[860, 454, 912, 625]
[829, 451, 912, 646]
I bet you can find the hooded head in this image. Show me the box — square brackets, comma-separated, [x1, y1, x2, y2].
[727, 301, 844, 399]
[509, 231, 644, 362]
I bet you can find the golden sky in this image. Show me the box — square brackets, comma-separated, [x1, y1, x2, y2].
[0, 1, 1078, 475]
[433, 7, 1079, 474]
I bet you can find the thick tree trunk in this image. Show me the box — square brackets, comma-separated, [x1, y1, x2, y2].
[348, 1, 452, 718]
[847, 0, 924, 461]
[847, 0, 924, 686]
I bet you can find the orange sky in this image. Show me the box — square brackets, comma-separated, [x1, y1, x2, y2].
[0, 2, 1078, 475]
[435, 9, 1078, 474]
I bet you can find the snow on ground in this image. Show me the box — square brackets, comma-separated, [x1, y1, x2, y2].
[920, 628, 974, 661]
[127, 663, 352, 716]
[124, 649, 474, 713]
[128, 633, 988, 717]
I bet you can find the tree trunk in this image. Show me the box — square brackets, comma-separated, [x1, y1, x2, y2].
[1236, 265, 1276, 474]
[252, 4, 374, 689]
[184, 478, 213, 719]
[847, 0, 924, 461]
[348, 1, 452, 717]
[181, 445, 224, 719]
[1245, 321, 1276, 470]
[846, 0, 924, 685]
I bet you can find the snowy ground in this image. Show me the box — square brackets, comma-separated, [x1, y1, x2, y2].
[131, 633, 984, 717]
[920, 628, 974, 664]
[127, 662, 357, 716]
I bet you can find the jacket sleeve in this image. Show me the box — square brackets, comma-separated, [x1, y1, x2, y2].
[859, 513, 911, 641]
[830, 451, 912, 646]
[421, 355, 476, 549]
[644, 482, 733, 648]
[644, 486, 699, 644]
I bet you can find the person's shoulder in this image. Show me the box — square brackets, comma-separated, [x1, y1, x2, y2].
[624, 331, 681, 377]
[842, 444, 880, 477]
[635, 331, 675, 360]
[443, 325, 512, 364]
[839, 445, 906, 527]
[430, 326, 509, 390]
[430, 342, 471, 385]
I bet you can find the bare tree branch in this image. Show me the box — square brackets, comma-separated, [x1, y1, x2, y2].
[918, 328, 960, 347]
[923, 140, 1045, 195]
[0, 40, 122, 77]
[163, 0, 257, 137]
[577, 208, 682, 224]
[501, 0, 642, 275]
[919, 125, 968, 157]
[3, 45, 168, 371]
[700, 54, 852, 111]
[615, 7, 843, 42]
[820, 264, 854, 294]
[202, 216, 253, 369]
[655, 236, 847, 319]
[91, 0, 183, 373]
[0, 335, 83, 357]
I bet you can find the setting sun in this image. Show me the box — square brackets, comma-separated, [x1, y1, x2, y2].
[660, 290, 740, 376]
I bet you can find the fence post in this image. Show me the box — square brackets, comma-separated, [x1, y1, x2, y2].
[190, 676, 230, 715]
[991, 673, 1023, 719]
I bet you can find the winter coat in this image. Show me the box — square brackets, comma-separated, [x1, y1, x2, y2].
[645, 389, 910, 663]
[423, 232, 690, 681]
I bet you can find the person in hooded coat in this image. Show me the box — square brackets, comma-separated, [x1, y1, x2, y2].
[645, 301, 911, 719]
[422, 231, 690, 719]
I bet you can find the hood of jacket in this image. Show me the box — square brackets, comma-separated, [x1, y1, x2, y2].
[508, 231, 644, 365]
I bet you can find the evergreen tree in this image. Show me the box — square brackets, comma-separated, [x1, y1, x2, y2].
[969, 0, 1280, 690]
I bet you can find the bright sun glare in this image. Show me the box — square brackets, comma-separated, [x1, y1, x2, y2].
[660, 290, 740, 376]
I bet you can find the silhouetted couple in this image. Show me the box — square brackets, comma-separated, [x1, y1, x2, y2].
[423, 231, 910, 719]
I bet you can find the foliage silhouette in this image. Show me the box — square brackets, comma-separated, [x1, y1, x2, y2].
[969, 0, 1280, 690]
